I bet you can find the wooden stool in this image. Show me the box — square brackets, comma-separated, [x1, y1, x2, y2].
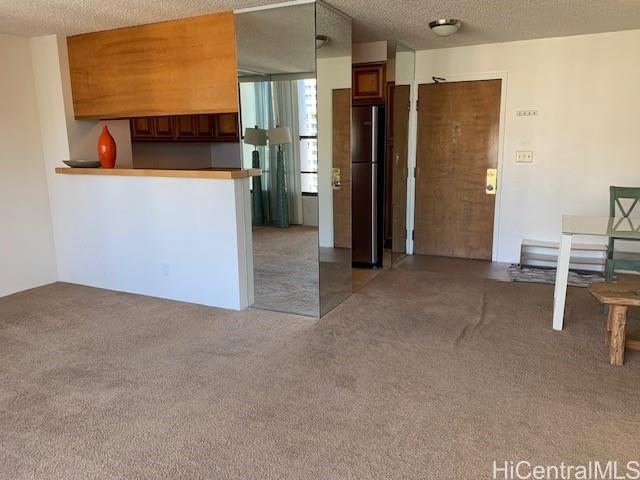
[588, 276, 640, 366]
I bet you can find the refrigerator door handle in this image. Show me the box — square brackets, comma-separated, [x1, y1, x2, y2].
[371, 106, 379, 264]
[371, 164, 378, 263]
[371, 106, 378, 164]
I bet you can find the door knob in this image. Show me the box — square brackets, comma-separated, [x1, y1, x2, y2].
[332, 167, 341, 190]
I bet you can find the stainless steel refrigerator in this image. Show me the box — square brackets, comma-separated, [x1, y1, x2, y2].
[352, 105, 385, 267]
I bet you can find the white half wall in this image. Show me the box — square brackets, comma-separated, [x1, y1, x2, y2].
[52, 175, 253, 310]
[413, 29, 640, 263]
[0, 34, 56, 297]
[317, 56, 351, 248]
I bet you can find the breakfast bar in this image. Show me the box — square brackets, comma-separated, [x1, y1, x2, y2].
[53, 167, 260, 310]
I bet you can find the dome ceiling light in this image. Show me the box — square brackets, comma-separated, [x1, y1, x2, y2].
[316, 35, 329, 49]
[429, 19, 462, 37]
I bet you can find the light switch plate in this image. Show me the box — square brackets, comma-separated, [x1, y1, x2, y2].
[516, 151, 533, 163]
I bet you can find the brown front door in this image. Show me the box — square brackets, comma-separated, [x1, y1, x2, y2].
[414, 80, 501, 260]
[332, 88, 351, 249]
[392, 84, 410, 255]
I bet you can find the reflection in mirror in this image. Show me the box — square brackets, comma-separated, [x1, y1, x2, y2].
[236, 3, 319, 317]
[316, 2, 353, 316]
[391, 42, 415, 267]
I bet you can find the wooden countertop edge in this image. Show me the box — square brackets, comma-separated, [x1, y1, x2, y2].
[55, 167, 261, 179]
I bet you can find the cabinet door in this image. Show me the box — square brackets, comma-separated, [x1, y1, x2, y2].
[214, 113, 239, 141]
[154, 116, 175, 138]
[195, 114, 215, 139]
[130, 117, 155, 139]
[174, 115, 198, 139]
[353, 63, 386, 103]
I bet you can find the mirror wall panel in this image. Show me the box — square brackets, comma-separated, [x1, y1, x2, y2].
[391, 42, 415, 267]
[316, 2, 353, 316]
[236, 3, 320, 317]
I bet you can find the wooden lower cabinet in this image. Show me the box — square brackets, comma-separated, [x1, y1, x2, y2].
[130, 113, 239, 142]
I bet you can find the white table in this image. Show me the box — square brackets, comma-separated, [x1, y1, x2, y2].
[553, 215, 640, 330]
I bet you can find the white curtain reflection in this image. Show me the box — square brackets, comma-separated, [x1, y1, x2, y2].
[241, 79, 315, 225]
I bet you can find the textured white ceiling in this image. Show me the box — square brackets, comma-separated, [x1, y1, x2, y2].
[236, 3, 316, 75]
[2, 0, 640, 50]
[235, 2, 351, 76]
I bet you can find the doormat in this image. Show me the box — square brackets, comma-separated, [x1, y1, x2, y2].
[508, 265, 606, 288]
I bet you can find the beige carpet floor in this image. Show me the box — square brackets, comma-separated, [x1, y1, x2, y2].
[1, 269, 639, 479]
[252, 225, 319, 317]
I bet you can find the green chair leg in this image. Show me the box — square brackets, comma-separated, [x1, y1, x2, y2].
[606, 264, 614, 282]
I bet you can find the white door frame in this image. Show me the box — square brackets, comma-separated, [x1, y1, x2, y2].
[406, 71, 508, 261]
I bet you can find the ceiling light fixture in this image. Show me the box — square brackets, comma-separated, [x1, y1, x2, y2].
[429, 19, 462, 37]
[316, 35, 329, 49]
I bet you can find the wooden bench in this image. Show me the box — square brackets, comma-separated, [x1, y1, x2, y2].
[588, 275, 640, 366]
[520, 239, 607, 272]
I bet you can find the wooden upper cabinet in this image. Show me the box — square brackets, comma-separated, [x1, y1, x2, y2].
[131, 117, 154, 138]
[67, 12, 238, 119]
[130, 113, 239, 142]
[155, 116, 175, 138]
[175, 116, 198, 138]
[195, 115, 215, 138]
[353, 63, 386, 103]
[214, 113, 240, 140]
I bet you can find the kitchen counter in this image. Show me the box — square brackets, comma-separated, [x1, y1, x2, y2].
[55, 167, 261, 179]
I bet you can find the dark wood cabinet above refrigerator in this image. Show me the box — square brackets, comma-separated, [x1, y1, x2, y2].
[352, 63, 386, 104]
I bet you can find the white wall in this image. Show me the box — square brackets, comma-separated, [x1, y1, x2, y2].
[211, 143, 242, 169]
[133, 143, 214, 169]
[132, 140, 241, 170]
[0, 34, 57, 297]
[353, 41, 387, 64]
[31, 35, 137, 276]
[413, 29, 640, 263]
[317, 56, 351, 248]
[302, 195, 319, 227]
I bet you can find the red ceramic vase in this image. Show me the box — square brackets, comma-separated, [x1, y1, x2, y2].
[97, 125, 117, 168]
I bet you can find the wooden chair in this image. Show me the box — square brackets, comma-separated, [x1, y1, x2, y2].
[606, 186, 640, 282]
[588, 274, 640, 365]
